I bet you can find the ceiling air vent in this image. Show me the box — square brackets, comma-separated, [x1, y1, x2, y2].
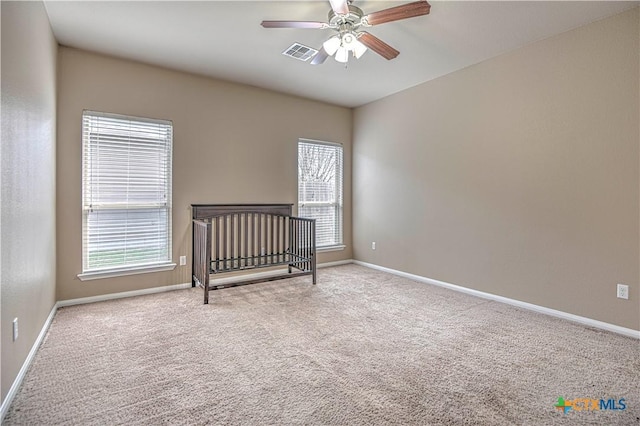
[282, 43, 318, 62]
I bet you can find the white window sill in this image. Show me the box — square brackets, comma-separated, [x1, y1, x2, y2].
[78, 262, 177, 281]
[317, 244, 346, 253]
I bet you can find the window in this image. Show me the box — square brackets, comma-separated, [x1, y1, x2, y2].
[80, 111, 174, 279]
[298, 139, 344, 249]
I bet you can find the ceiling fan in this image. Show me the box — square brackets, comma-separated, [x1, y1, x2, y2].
[261, 0, 431, 65]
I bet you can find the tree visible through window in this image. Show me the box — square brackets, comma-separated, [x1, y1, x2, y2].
[298, 140, 343, 248]
[81, 111, 173, 273]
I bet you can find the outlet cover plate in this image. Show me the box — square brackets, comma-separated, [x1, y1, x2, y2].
[12, 318, 18, 341]
[617, 284, 629, 300]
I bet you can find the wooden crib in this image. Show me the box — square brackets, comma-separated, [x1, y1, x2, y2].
[191, 204, 316, 304]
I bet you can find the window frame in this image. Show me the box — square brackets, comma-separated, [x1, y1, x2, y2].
[78, 110, 175, 281]
[297, 138, 344, 251]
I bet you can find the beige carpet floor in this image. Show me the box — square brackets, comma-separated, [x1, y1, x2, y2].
[4, 264, 639, 425]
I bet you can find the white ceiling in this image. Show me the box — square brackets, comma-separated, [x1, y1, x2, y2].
[44, 1, 637, 108]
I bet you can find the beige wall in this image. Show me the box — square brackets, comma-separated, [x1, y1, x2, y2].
[56, 47, 352, 301]
[1, 1, 58, 401]
[353, 9, 639, 330]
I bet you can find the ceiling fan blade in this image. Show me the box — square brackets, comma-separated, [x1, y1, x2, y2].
[261, 21, 327, 29]
[364, 1, 431, 26]
[329, 0, 349, 15]
[358, 32, 399, 60]
[310, 47, 330, 65]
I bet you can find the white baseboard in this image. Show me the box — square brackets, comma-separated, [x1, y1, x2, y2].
[318, 259, 353, 268]
[353, 260, 640, 339]
[57, 282, 193, 307]
[0, 303, 57, 423]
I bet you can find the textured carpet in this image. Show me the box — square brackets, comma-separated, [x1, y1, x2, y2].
[4, 264, 639, 425]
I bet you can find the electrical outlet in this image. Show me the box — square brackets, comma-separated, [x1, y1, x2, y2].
[179, 255, 187, 266]
[617, 284, 629, 300]
[12, 318, 18, 341]
[372, 242, 376, 250]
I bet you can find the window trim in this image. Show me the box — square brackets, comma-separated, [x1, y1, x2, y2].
[78, 262, 176, 281]
[317, 244, 346, 253]
[79, 110, 173, 278]
[297, 138, 344, 249]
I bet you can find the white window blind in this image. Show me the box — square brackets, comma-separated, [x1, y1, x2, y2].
[82, 111, 173, 273]
[298, 140, 343, 248]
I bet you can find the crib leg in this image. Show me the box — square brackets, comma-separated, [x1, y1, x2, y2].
[312, 252, 317, 285]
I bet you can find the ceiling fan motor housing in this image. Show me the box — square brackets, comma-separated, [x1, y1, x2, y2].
[328, 5, 365, 28]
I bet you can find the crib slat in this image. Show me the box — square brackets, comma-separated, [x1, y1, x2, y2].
[302, 219, 306, 271]
[308, 219, 311, 271]
[299, 219, 302, 266]
[287, 217, 293, 272]
[292, 218, 296, 266]
[213, 217, 219, 272]
[298, 219, 301, 269]
[306, 219, 310, 271]
[286, 216, 290, 264]
[238, 213, 242, 269]
[300, 220, 303, 268]
[258, 213, 263, 266]
[223, 215, 228, 271]
[269, 215, 276, 263]
[276, 216, 280, 263]
[309, 220, 313, 271]
[253, 213, 257, 266]
[229, 214, 236, 269]
[308, 220, 312, 271]
[205, 221, 212, 302]
[243, 213, 248, 268]
[311, 219, 316, 284]
[251, 213, 255, 266]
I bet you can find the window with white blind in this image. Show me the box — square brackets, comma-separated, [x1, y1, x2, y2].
[79, 111, 174, 280]
[298, 139, 344, 249]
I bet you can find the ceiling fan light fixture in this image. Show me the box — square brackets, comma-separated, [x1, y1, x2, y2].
[323, 36, 341, 55]
[342, 33, 355, 46]
[353, 39, 367, 58]
[335, 47, 349, 63]
[324, 30, 367, 63]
